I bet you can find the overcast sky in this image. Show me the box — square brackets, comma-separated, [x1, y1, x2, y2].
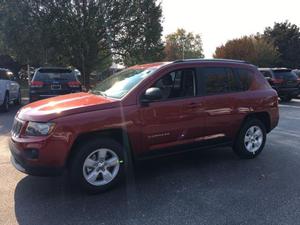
[161, 0, 300, 58]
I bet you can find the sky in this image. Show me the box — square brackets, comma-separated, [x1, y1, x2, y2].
[161, 0, 300, 58]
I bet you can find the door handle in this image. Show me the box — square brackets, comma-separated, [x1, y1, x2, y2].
[187, 102, 202, 109]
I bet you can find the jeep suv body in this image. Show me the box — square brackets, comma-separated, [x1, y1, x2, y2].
[0, 68, 21, 112]
[259, 68, 300, 102]
[10, 59, 279, 192]
[29, 67, 82, 102]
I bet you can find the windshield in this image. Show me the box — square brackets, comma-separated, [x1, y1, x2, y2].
[91, 68, 155, 99]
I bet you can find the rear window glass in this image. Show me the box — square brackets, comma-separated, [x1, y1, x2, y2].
[33, 69, 76, 82]
[235, 68, 253, 91]
[273, 70, 298, 80]
[201, 67, 232, 95]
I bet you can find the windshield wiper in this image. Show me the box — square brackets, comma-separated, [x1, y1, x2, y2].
[91, 90, 107, 97]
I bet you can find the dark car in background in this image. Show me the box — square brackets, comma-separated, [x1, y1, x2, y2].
[29, 67, 82, 102]
[259, 68, 300, 102]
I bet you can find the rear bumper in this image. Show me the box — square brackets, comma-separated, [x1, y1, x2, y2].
[273, 87, 300, 97]
[9, 139, 64, 177]
[29, 89, 82, 102]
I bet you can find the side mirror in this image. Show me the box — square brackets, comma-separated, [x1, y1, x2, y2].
[141, 87, 162, 104]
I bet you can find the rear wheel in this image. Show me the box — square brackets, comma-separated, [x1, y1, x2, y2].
[70, 138, 125, 193]
[1, 93, 9, 112]
[233, 118, 266, 159]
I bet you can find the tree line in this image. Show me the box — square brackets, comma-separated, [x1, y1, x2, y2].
[214, 21, 300, 68]
[0, 0, 300, 86]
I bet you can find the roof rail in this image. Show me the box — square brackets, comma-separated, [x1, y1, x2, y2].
[173, 58, 248, 64]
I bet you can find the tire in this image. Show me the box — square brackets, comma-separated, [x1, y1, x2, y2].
[14, 89, 21, 105]
[69, 138, 125, 193]
[280, 96, 292, 102]
[233, 118, 266, 159]
[1, 93, 9, 112]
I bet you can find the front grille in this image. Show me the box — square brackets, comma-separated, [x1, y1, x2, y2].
[11, 118, 24, 137]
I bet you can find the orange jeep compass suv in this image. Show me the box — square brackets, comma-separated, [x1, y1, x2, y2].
[10, 59, 279, 193]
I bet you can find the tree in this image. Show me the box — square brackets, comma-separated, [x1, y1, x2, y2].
[164, 29, 204, 61]
[0, 0, 164, 88]
[263, 21, 300, 68]
[214, 36, 279, 67]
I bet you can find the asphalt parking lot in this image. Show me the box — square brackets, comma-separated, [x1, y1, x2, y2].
[1, 100, 300, 225]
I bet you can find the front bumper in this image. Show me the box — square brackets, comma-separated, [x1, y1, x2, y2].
[9, 139, 63, 176]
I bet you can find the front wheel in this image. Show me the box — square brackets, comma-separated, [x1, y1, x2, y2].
[233, 118, 266, 159]
[69, 138, 125, 193]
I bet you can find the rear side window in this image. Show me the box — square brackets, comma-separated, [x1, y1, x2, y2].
[33, 69, 76, 82]
[235, 68, 253, 91]
[201, 67, 239, 95]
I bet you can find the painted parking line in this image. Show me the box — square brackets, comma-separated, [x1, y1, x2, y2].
[272, 129, 300, 138]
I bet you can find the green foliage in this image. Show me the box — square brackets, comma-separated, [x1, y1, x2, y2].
[263, 21, 300, 68]
[164, 28, 204, 61]
[214, 36, 280, 67]
[0, 0, 164, 87]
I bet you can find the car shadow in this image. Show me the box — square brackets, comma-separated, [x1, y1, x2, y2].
[14, 147, 265, 225]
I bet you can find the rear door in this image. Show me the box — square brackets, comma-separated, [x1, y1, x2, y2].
[200, 66, 242, 141]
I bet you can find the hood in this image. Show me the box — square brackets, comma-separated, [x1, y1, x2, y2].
[17, 92, 119, 122]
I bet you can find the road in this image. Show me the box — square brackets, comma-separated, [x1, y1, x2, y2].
[1, 100, 300, 225]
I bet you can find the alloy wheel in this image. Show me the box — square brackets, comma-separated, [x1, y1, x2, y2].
[244, 126, 263, 154]
[82, 148, 120, 186]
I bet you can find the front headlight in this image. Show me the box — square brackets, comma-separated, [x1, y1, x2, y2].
[25, 122, 55, 136]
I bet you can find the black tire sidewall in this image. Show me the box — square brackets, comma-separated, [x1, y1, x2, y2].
[280, 96, 292, 102]
[14, 90, 21, 105]
[234, 119, 266, 159]
[1, 94, 9, 112]
[70, 138, 125, 193]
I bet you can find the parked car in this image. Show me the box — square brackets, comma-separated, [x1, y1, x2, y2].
[259, 68, 300, 102]
[29, 67, 82, 102]
[293, 69, 300, 78]
[10, 59, 279, 193]
[0, 68, 21, 112]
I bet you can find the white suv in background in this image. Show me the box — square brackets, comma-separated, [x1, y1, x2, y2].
[0, 68, 21, 112]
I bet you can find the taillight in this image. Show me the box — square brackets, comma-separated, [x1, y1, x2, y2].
[271, 78, 284, 84]
[30, 81, 44, 88]
[68, 81, 81, 88]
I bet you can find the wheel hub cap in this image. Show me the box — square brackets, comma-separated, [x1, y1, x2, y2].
[83, 148, 120, 186]
[244, 126, 263, 154]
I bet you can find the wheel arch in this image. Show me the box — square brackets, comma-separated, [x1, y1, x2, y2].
[66, 128, 134, 168]
[242, 112, 271, 133]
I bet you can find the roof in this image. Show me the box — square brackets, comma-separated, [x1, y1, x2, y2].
[129, 62, 171, 70]
[128, 58, 251, 71]
[259, 68, 291, 71]
[172, 58, 248, 64]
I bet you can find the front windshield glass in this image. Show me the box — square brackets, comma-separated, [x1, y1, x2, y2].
[91, 68, 155, 99]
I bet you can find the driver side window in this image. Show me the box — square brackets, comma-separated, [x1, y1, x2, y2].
[153, 69, 196, 100]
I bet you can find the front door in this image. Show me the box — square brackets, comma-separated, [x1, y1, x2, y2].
[139, 68, 206, 154]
